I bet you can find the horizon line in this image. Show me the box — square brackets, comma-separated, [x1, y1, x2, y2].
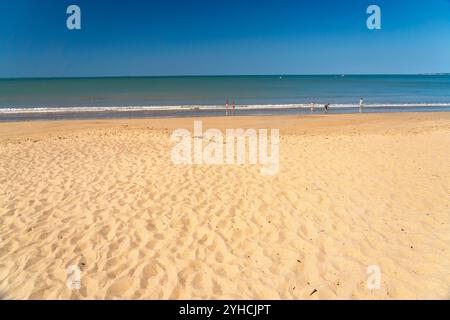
[1, 73, 450, 80]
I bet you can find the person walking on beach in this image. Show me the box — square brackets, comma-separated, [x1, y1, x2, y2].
[359, 97, 364, 113]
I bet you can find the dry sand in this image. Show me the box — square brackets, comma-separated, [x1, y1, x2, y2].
[0, 112, 449, 299]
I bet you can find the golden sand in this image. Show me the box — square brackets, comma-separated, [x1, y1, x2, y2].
[0, 112, 449, 299]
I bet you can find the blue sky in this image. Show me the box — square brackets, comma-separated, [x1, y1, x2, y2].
[1, 0, 450, 77]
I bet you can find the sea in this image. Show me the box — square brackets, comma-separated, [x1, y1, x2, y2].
[1, 74, 449, 121]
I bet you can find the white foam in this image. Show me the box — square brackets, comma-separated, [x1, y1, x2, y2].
[1, 103, 450, 114]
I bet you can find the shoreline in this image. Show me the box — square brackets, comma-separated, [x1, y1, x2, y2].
[1, 105, 450, 123]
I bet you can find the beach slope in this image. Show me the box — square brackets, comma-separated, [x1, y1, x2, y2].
[0, 112, 449, 299]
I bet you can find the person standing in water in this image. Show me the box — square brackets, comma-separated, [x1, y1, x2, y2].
[359, 97, 364, 113]
[324, 103, 330, 113]
[226, 98, 229, 116]
[232, 99, 236, 116]
[310, 102, 315, 113]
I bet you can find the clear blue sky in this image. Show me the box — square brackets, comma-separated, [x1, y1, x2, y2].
[1, 0, 450, 77]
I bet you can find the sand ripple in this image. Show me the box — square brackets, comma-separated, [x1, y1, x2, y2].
[0, 114, 449, 299]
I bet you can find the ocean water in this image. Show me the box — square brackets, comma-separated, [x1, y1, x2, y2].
[1, 75, 450, 120]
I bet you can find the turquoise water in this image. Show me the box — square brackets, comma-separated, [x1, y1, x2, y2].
[0, 75, 449, 108]
[0, 75, 449, 120]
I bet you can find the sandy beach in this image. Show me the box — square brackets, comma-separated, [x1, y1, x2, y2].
[0, 112, 449, 300]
